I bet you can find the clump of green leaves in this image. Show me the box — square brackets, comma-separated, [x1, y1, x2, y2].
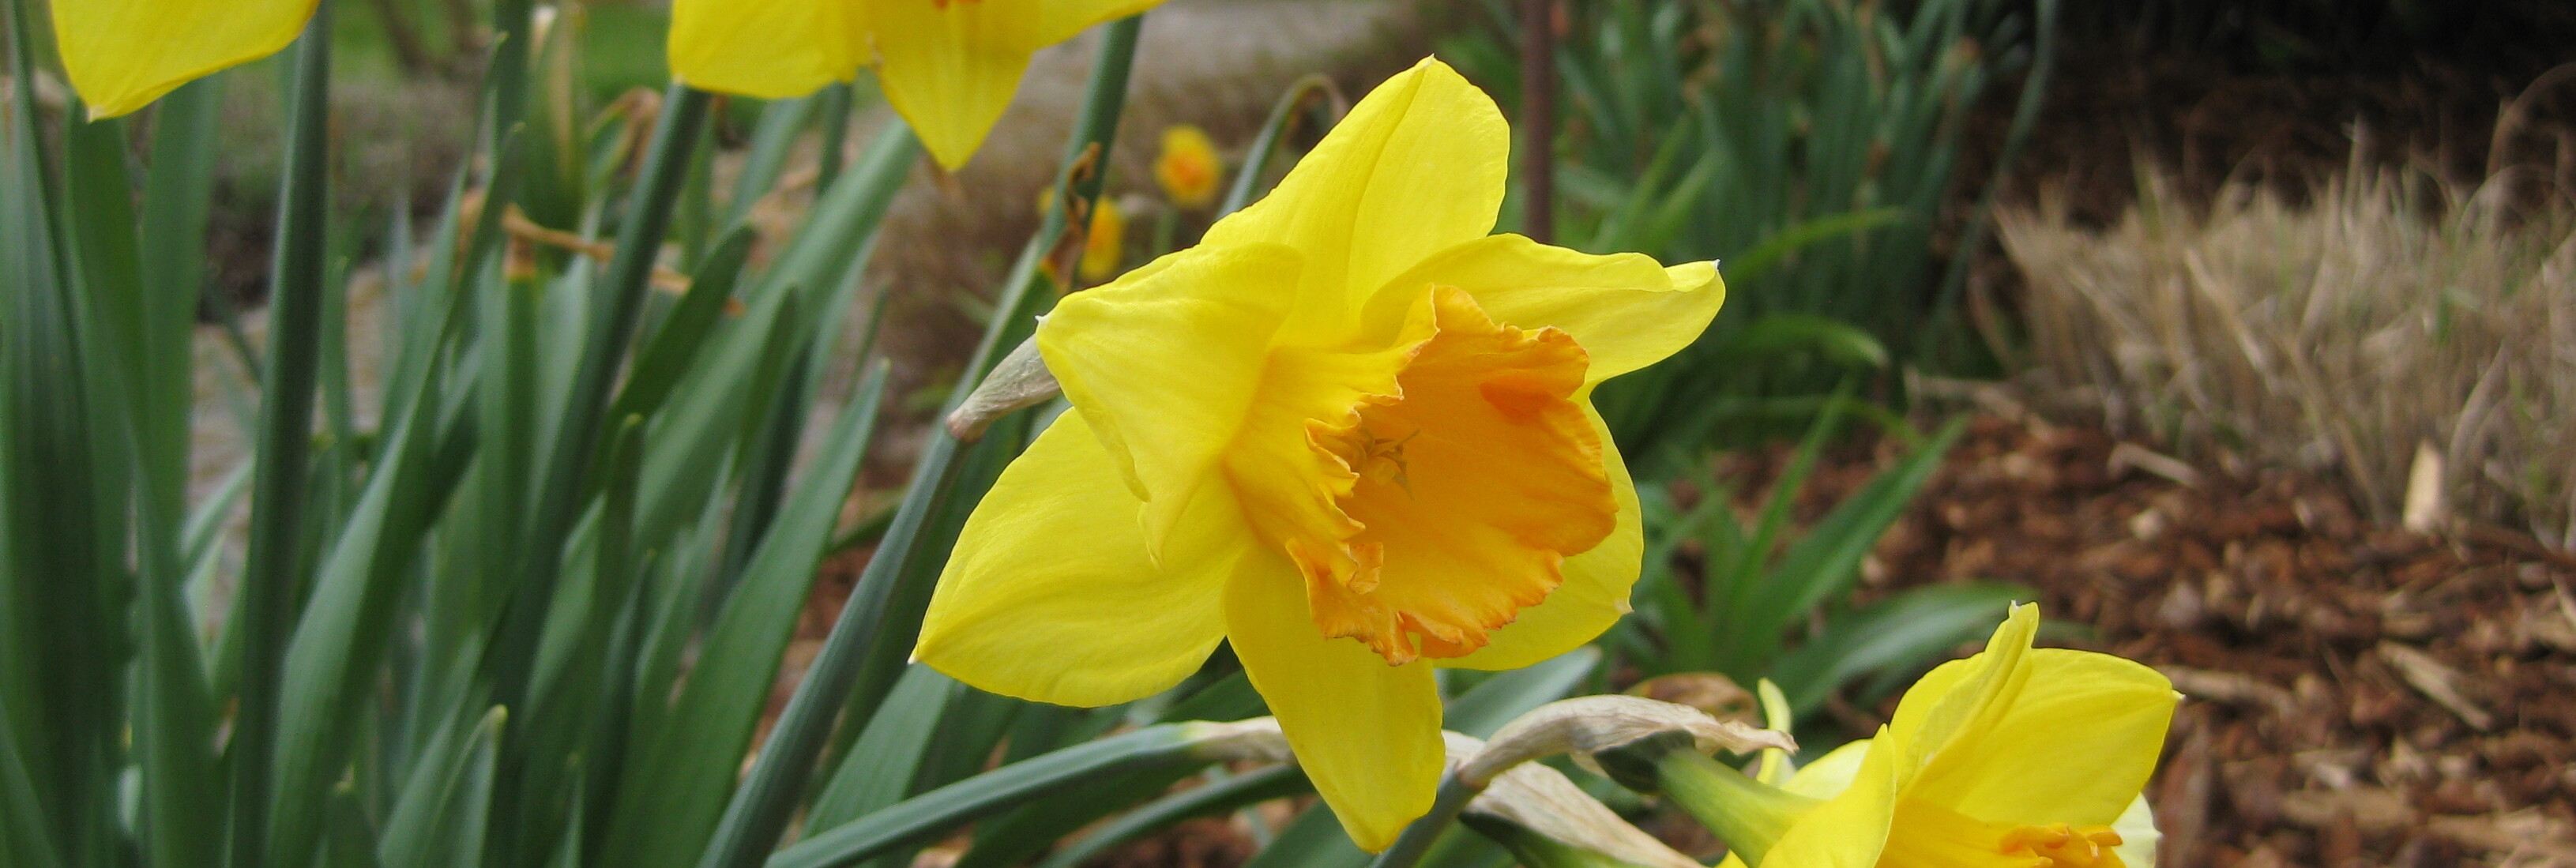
[1608, 393, 2027, 732]
[1443, 0, 2059, 458]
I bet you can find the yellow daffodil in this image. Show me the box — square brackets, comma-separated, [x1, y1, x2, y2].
[1079, 197, 1127, 283]
[668, 0, 1164, 170]
[913, 57, 1724, 850]
[1694, 605, 2176, 868]
[1153, 124, 1223, 209]
[51, 0, 316, 118]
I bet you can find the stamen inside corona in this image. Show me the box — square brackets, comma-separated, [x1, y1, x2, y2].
[1288, 286, 1615, 663]
[1999, 823, 2125, 868]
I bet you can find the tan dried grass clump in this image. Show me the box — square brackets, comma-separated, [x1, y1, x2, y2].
[2002, 169, 2576, 548]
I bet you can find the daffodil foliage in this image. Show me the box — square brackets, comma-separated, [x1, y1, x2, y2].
[1716, 604, 2175, 868]
[912, 58, 1726, 850]
[668, 0, 1162, 169]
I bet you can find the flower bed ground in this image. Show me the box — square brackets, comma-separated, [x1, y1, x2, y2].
[1772, 411, 2576, 867]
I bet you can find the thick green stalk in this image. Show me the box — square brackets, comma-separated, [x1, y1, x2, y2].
[689, 17, 1148, 868]
[228, 8, 335, 866]
[56, 103, 143, 868]
[137, 77, 223, 524]
[130, 77, 227, 868]
[483, 0, 537, 156]
[1651, 750, 1818, 865]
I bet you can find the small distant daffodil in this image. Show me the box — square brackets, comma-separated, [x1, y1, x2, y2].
[1153, 124, 1224, 210]
[913, 58, 1727, 849]
[668, 0, 1167, 170]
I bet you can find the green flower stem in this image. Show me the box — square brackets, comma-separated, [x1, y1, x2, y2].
[228, 7, 333, 866]
[484, 0, 536, 153]
[1653, 750, 1819, 866]
[1365, 773, 1486, 868]
[690, 17, 1149, 868]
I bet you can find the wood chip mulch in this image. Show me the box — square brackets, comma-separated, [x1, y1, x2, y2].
[1761, 413, 2576, 867]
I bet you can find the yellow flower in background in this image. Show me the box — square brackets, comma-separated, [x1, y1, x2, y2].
[1079, 197, 1127, 283]
[1153, 124, 1223, 209]
[51, 0, 317, 118]
[914, 57, 1724, 850]
[668, 0, 1164, 170]
[1711, 605, 2176, 868]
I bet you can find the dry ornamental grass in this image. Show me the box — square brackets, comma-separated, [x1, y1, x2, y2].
[2002, 166, 2576, 550]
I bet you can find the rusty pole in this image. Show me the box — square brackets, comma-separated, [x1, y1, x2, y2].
[1519, 0, 1555, 243]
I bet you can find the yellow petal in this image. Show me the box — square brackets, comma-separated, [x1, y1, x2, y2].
[2112, 795, 2160, 866]
[1369, 235, 1724, 383]
[1038, 0, 1165, 45]
[1437, 401, 1638, 671]
[1880, 603, 2042, 783]
[1202, 58, 1508, 344]
[1224, 550, 1443, 851]
[1758, 730, 1906, 868]
[871, 0, 1046, 170]
[914, 413, 1247, 707]
[668, 0, 861, 100]
[52, 0, 316, 118]
[1040, 244, 1304, 550]
[1779, 739, 1875, 799]
[1905, 648, 2177, 828]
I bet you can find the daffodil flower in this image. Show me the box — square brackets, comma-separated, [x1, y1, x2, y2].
[1154, 124, 1223, 209]
[913, 57, 1724, 850]
[51, 0, 316, 118]
[1078, 196, 1127, 283]
[668, 0, 1163, 170]
[1691, 604, 2176, 868]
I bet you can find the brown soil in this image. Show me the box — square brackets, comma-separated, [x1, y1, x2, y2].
[1751, 410, 2576, 866]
